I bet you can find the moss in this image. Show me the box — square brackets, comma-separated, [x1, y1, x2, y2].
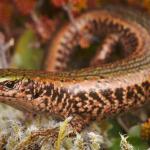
[0, 104, 107, 149]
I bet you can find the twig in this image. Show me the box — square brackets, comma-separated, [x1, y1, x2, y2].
[0, 32, 14, 68]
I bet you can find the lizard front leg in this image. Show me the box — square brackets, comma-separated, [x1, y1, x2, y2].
[69, 114, 92, 134]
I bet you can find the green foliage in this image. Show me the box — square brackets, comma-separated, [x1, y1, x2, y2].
[12, 29, 44, 69]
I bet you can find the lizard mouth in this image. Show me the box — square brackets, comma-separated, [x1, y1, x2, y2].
[0, 96, 34, 113]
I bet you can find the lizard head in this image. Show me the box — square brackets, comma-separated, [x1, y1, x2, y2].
[0, 69, 38, 112]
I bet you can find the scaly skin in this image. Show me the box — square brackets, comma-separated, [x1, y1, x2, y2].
[0, 6, 150, 132]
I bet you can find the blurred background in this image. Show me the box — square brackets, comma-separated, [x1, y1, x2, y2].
[0, 0, 150, 149]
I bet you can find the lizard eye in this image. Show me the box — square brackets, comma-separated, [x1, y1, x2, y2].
[4, 81, 17, 89]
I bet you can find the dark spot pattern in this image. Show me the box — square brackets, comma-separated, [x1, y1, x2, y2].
[127, 86, 134, 99]
[76, 92, 88, 100]
[101, 89, 113, 102]
[115, 88, 124, 101]
[142, 81, 150, 91]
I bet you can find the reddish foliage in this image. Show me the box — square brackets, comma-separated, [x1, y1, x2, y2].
[14, 0, 36, 15]
[32, 15, 57, 41]
[143, 0, 150, 13]
[87, 0, 97, 8]
[127, 0, 149, 12]
[51, 0, 69, 7]
[51, 0, 87, 9]
[0, 1, 13, 26]
[72, 0, 87, 10]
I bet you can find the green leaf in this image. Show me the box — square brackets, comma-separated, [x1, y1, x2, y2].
[12, 28, 44, 69]
[128, 125, 141, 138]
